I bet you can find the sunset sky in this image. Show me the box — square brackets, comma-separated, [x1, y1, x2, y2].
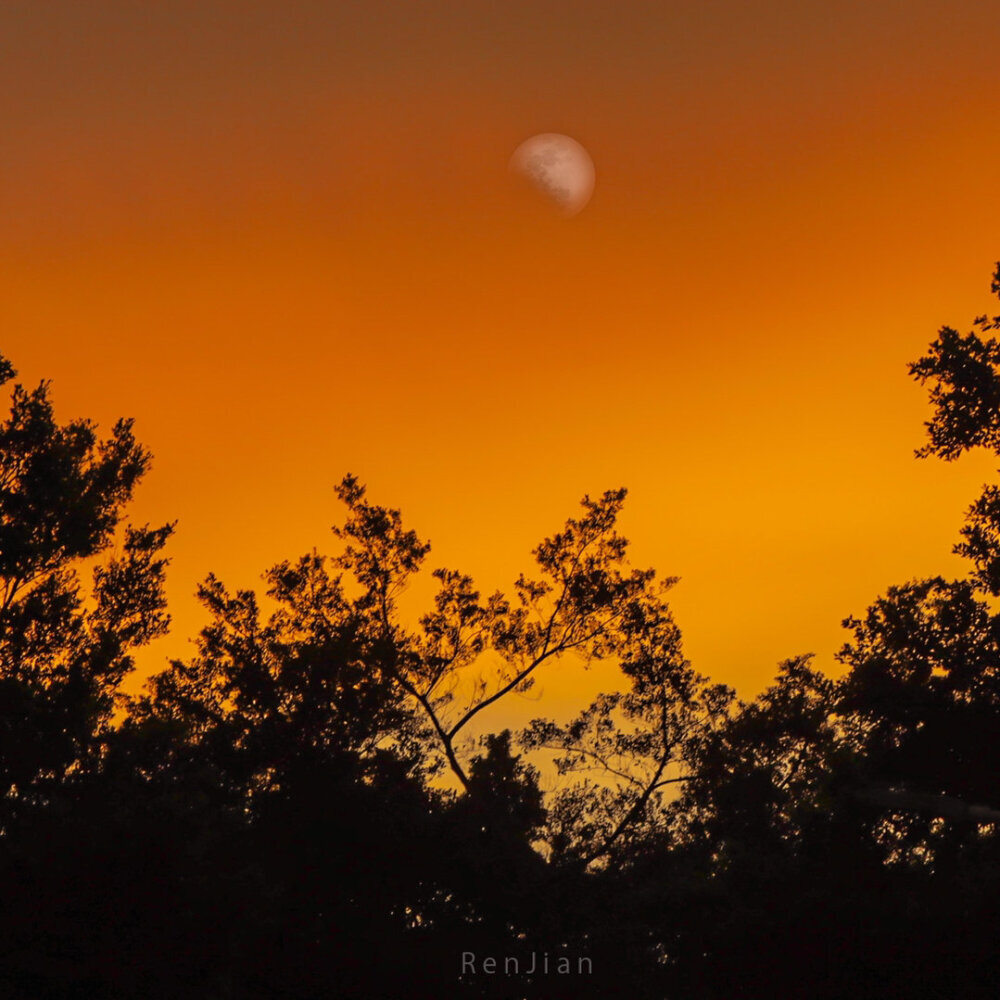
[3, 0, 1000, 717]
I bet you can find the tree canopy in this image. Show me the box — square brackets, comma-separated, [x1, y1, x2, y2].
[5, 263, 1000, 997]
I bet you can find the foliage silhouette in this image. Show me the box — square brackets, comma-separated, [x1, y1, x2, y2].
[7, 263, 1000, 997]
[0, 355, 172, 819]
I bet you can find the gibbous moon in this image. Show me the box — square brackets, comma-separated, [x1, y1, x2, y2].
[509, 133, 595, 216]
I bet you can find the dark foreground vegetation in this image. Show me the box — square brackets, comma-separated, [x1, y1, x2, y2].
[4, 266, 1000, 998]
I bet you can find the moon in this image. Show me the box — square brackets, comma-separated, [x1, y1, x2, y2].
[509, 133, 595, 216]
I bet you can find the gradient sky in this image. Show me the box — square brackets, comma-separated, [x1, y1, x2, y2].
[3, 1, 1000, 717]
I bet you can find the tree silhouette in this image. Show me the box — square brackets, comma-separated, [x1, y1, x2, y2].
[0, 355, 172, 824]
[8, 263, 1000, 998]
[618, 263, 1000, 999]
[0, 355, 192, 998]
[130, 473, 716, 994]
[910, 262, 1000, 460]
[834, 264, 1000, 858]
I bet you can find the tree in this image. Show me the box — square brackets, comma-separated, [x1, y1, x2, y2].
[132, 507, 444, 997]
[835, 262, 1000, 864]
[20, 253, 1000, 998]
[909, 262, 1000, 460]
[131, 473, 728, 995]
[324, 477, 723, 868]
[639, 264, 1000, 999]
[0, 354, 172, 823]
[0, 354, 192, 998]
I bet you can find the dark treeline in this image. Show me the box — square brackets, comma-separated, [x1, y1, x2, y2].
[5, 267, 1000, 998]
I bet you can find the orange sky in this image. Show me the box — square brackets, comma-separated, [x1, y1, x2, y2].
[3, 0, 1000, 715]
